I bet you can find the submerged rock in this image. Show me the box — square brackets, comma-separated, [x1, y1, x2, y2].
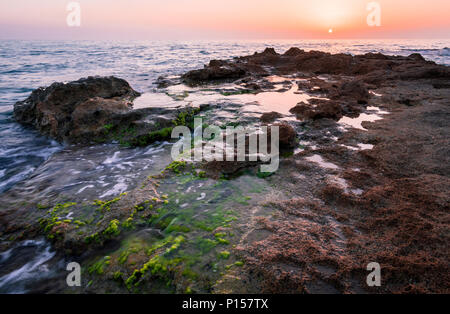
[14, 76, 201, 145]
[260, 111, 283, 123]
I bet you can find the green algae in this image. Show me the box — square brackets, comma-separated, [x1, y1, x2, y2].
[195, 237, 218, 254]
[124, 235, 186, 289]
[93, 194, 125, 212]
[103, 219, 121, 237]
[57, 168, 269, 293]
[131, 107, 201, 147]
[218, 250, 230, 259]
[164, 160, 187, 174]
[88, 256, 111, 275]
[256, 170, 275, 179]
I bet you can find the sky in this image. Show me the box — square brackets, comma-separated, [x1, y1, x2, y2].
[0, 0, 449, 40]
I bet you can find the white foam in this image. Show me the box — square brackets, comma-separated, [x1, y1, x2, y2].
[103, 151, 121, 165]
[99, 180, 128, 199]
[357, 143, 374, 150]
[305, 155, 339, 170]
[0, 240, 56, 293]
[196, 193, 206, 200]
[76, 184, 94, 194]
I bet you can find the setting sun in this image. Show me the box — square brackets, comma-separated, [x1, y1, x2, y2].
[1, 0, 449, 39]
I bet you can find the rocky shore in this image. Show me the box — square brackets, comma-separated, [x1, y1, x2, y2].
[13, 76, 202, 146]
[1, 48, 449, 293]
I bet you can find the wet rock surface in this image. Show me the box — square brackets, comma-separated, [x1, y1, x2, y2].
[14, 76, 201, 146]
[182, 47, 450, 85]
[180, 47, 450, 294]
[290, 99, 343, 121]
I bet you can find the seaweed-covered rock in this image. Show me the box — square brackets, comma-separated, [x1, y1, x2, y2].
[14, 76, 201, 145]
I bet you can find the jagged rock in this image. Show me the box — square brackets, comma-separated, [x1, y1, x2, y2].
[260, 111, 283, 123]
[182, 47, 450, 87]
[290, 99, 343, 121]
[269, 123, 297, 149]
[14, 76, 200, 145]
[333, 80, 370, 104]
[181, 60, 247, 84]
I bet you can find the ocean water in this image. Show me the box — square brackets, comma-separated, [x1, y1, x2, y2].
[0, 39, 449, 193]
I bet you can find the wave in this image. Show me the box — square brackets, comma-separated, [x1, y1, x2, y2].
[401, 48, 439, 52]
[438, 47, 450, 56]
[0, 239, 57, 293]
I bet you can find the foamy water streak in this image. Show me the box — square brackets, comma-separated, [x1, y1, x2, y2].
[0, 239, 59, 293]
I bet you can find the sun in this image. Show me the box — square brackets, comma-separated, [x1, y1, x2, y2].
[328, 28, 333, 33]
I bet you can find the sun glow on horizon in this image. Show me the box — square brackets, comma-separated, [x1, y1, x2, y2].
[302, 1, 358, 28]
[0, 0, 449, 39]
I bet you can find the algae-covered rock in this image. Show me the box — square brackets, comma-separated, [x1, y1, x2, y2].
[14, 76, 201, 145]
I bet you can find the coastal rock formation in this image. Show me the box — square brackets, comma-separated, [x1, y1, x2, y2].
[14, 76, 139, 127]
[201, 123, 297, 178]
[14, 76, 200, 145]
[182, 60, 247, 84]
[182, 47, 450, 86]
[333, 80, 370, 104]
[269, 123, 297, 149]
[260, 111, 283, 123]
[290, 99, 343, 121]
[181, 47, 450, 293]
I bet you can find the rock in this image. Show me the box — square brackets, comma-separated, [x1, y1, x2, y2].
[295, 52, 354, 75]
[14, 76, 201, 145]
[155, 76, 180, 88]
[200, 122, 297, 178]
[14, 76, 139, 126]
[398, 66, 450, 80]
[14, 76, 139, 141]
[181, 47, 450, 88]
[333, 80, 370, 104]
[269, 123, 297, 149]
[284, 47, 304, 56]
[244, 82, 261, 90]
[202, 160, 259, 179]
[182, 61, 247, 84]
[260, 111, 283, 123]
[290, 99, 343, 121]
[261, 48, 278, 56]
[408, 53, 425, 61]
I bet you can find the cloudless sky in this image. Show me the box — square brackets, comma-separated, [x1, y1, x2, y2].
[0, 0, 449, 39]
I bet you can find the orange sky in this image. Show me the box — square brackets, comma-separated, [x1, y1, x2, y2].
[0, 0, 449, 39]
